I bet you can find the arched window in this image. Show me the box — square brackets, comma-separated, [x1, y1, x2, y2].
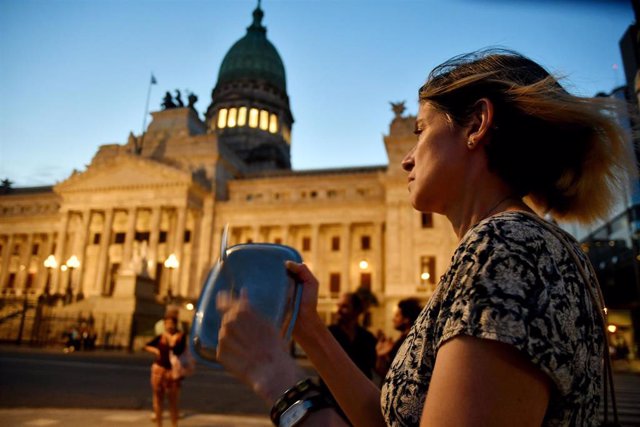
[249, 108, 259, 128]
[228, 108, 237, 127]
[259, 110, 269, 130]
[282, 126, 291, 144]
[217, 108, 228, 129]
[269, 113, 278, 133]
[238, 107, 247, 126]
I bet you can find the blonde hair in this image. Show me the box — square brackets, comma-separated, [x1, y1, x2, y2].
[419, 49, 636, 224]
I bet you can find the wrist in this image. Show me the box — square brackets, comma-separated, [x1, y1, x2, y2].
[254, 360, 306, 403]
[270, 377, 333, 427]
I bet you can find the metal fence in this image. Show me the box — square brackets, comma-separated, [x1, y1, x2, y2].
[0, 296, 130, 350]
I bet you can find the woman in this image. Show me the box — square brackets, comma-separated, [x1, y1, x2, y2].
[144, 313, 186, 427]
[216, 49, 633, 426]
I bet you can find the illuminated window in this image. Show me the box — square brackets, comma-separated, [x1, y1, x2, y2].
[217, 108, 228, 128]
[249, 108, 259, 128]
[360, 273, 372, 290]
[282, 126, 291, 144]
[269, 113, 278, 133]
[238, 107, 247, 126]
[259, 109, 269, 130]
[420, 256, 436, 286]
[228, 108, 237, 127]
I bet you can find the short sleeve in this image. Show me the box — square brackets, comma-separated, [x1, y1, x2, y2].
[436, 222, 573, 395]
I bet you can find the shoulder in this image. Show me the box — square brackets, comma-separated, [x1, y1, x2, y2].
[451, 211, 568, 282]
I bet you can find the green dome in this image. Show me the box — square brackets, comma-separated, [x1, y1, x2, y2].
[217, 6, 286, 92]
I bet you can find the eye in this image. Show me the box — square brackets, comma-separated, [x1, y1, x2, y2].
[413, 128, 422, 137]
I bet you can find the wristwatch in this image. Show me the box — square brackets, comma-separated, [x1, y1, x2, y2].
[278, 394, 332, 427]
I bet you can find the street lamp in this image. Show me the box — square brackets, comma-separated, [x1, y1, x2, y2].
[164, 253, 179, 301]
[64, 255, 80, 304]
[42, 255, 57, 299]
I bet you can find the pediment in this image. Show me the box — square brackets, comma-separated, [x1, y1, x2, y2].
[55, 154, 192, 193]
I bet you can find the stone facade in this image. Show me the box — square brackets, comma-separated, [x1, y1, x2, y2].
[0, 5, 459, 347]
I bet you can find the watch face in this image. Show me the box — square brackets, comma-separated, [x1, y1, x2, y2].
[280, 400, 307, 427]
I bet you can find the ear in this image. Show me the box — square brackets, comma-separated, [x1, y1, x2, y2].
[465, 98, 494, 150]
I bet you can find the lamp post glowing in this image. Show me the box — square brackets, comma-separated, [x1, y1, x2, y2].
[164, 253, 179, 301]
[64, 255, 80, 304]
[42, 255, 57, 298]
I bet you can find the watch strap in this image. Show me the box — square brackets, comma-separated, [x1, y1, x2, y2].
[278, 394, 333, 427]
[270, 377, 327, 426]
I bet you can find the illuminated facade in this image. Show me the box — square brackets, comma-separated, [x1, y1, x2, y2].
[0, 4, 458, 348]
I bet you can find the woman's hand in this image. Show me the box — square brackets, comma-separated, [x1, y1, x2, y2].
[376, 336, 395, 358]
[285, 261, 322, 338]
[216, 289, 304, 403]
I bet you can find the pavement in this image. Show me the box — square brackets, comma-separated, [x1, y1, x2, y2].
[0, 408, 272, 427]
[1, 344, 638, 427]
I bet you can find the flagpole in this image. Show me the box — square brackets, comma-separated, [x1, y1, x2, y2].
[137, 73, 156, 154]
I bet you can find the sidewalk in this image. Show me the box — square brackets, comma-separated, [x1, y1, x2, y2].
[0, 408, 272, 427]
[613, 358, 640, 374]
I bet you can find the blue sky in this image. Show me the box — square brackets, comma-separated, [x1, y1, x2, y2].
[0, 0, 635, 187]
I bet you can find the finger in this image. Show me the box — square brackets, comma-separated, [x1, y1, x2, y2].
[239, 287, 250, 309]
[285, 261, 317, 284]
[216, 290, 232, 313]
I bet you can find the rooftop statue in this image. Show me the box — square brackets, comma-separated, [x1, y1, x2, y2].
[390, 101, 406, 118]
[175, 89, 185, 107]
[188, 93, 198, 110]
[162, 91, 177, 110]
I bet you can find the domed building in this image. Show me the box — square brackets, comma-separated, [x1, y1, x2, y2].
[205, 4, 293, 171]
[0, 4, 458, 350]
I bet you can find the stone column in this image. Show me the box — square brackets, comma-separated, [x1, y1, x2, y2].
[121, 207, 138, 273]
[147, 206, 162, 279]
[37, 232, 55, 294]
[196, 197, 215, 285]
[342, 223, 352, 291]
[52, 211, 70, 294]
[252, 226, 260, 243]
[95, 209, 114, 295]
[0, 234, 15, 289]
[311, 224, 318, 270]
[76, 210, 92, 297]
[282, 225, 290, 246]
[16, 233, 34, 293]
[373, 222, 384, 294]
[172, 207, 187, 297]
[186, 209, 202, 298]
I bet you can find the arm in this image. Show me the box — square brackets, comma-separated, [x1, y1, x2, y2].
[144, 336, 161, 357]
[420, 335, 551, 427]
[216, 289, 346, 426]
[288, 262, 386, 427]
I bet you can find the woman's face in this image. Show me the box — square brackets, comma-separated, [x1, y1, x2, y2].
[164, 318, 177, 334]
[401, 102, 468, 214]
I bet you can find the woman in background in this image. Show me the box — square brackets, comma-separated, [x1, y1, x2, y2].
[144, 312, 186, 427]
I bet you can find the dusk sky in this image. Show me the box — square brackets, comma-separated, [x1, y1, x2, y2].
[0, 0, 635, 187]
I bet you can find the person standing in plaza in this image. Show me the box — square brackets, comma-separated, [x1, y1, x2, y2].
[375, 298, 422, 377]
[329, 292, 377, 380]
[144, 310, 186, 427]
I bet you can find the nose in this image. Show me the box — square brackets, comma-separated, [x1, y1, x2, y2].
[401, 147, 415, 172]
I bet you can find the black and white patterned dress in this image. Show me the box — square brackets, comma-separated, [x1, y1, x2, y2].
[381, 211, 603, 426]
